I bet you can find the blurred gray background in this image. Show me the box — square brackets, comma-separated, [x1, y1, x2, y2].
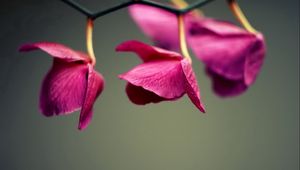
[0, 0, 299, 170]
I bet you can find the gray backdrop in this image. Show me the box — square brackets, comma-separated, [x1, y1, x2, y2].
[0, 0, 299, 170]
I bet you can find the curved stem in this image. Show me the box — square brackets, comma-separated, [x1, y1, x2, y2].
[227, 0, 257, 34]
[178, 15, 192, 63]
[171, 0, 189, 8]
[86, 18, 96, 65]
[171, 0, 203, 16]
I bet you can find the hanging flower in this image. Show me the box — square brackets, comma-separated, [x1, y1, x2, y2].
[116, 40, 205, 113]
[128, 2, 266, 97]
[129, 4, 194, 51]
[19, 42, 104, 130]
[188, 19, 265, 96]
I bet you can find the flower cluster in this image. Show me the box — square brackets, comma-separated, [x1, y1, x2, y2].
[129, 3, 265, 96]
[19, 0, 265, 130]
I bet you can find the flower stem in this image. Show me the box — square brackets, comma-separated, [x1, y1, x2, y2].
[171, 0, 203, 16]
[178, 14, 192, 63]
[227, 0, 258, 34]
[86, 18, 96, 65]
[171, 0, 189, 8]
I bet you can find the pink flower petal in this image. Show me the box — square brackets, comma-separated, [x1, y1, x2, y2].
[125, 83, 165, 105]
[206, 68, 248, 97]
[129, 4, 179, 50]
[78, 65, 104, 130]
[188, 19, 265, 89]
[19, 42, 89, 62]
[129, 5, 197, 51]
[119, 60, 185, 99]
[188, 18, 250, 36]
[181, 59, 205, 113]
[116, 40, 182, 62]
[39, 60, 88, 116]
[244, 33, 266, 85]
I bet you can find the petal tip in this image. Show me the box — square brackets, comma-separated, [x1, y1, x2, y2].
[199, 105, 206, 113]
[18, 44, 33, 52]
[115, 40, 140, 52]
[118, 74, 126, 80]
[194, 101, 206, 113]
[78, 123, 88, 131]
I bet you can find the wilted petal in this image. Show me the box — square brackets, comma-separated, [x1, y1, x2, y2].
[116, 40, 182, 62]
[126, 83, 165, 105]
[129, 4, 179, 50]
[19, 42, 89, 62]
[206, 68, 248, 97]
[119, 60, 185, 99]
[181, 59, 205, 113]
[78, 65, 104, 130]
[40, 60, 88, 116]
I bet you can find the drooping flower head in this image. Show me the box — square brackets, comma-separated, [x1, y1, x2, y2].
[129, 1, 266, 97]
[188, 19, 265, 96]
[19, 42, 104, 130]
[116, 40, 205, 113]
[19, 19, 104, 130]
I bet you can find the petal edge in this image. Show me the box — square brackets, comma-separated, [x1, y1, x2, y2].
[78, 65, 104, 130]
[19, 42, 89, 62]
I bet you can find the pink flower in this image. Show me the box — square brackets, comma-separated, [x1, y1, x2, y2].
[116, 40, 205, 113]
[187, 19, 265, 97]
[129, 4, 266, 97]
[19, 42, 104, 130]
[129, 4, 192, 51]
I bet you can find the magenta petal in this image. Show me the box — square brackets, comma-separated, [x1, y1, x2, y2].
[188, 19, 261, 79]
[181, 59, 205, 113]
[116, 40, 182, 62]
[188, 19, 265, 93]
[119, 60, 185, 99]
[78, 65, 104, 130]
[19, 42, 89, 62]
[39, 60, 88, 117]
[188, 18, 250, 36]
[206, 68, 248, 97]
[126, 83, 165, 105]
[129, 4, 179, 50]
[244, 33, 266, 85]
